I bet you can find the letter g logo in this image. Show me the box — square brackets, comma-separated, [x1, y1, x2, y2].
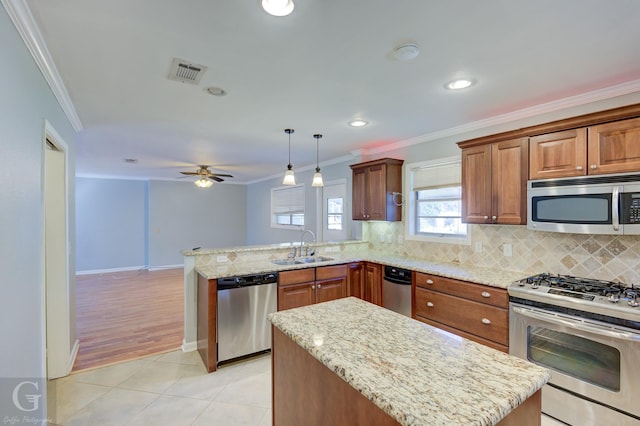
[12, 381, 41, 412]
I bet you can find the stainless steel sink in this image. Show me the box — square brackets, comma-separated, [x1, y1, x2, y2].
[271, 256, 334, 266]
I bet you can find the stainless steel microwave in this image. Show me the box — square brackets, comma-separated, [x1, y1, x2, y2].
[527, 173, 640, 234]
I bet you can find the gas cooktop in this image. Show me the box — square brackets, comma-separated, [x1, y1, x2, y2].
[509, 273, 640, 321]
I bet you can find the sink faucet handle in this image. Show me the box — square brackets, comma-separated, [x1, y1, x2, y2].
[288, 247, 296, 258]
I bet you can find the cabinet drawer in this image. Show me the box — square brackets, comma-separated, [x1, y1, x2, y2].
[279, 268, 315, 286]
[414, 272, 507, 308]
[316, 264, 347, 280]
[415, 287, 508, 345]
[416, 317, 508, 353]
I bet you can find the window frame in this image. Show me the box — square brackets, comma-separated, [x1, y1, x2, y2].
[404, 157, 470, 245]
[271, 184, 305, 230]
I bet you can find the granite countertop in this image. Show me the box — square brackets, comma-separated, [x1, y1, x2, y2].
[195, 253, 528, 289]
[269, 297, 550, 426]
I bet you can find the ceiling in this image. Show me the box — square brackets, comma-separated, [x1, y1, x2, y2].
[22, 0, 640, 183]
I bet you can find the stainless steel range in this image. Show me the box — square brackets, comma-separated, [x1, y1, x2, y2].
[509, 273, 640, 426]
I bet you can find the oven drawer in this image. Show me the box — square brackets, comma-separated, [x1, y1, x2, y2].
[414, 272, 508, 308]
[415, 287, 508, 345]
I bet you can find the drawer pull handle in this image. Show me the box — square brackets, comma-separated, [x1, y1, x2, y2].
[481, 291, 491, 298]
[426, 302, 434, 307]
[426, 279, 434, 284]
[481, 318, 491, 325]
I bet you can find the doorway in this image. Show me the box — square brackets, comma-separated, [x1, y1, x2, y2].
[43, 121, 76, 379]
[322, 180, 348, 241]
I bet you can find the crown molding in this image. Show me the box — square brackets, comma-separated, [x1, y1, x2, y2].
[2, 0, 83, 131]
[366, 79, 640, 156]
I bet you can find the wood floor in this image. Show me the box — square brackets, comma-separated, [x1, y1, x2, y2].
[73, 268, 184, 371]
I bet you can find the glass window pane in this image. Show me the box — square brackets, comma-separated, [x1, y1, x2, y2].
[327, 197, 343, 214]
[418, 217, 466, 235]
[328, 214, 342, 230]
[417, 186, 461, 200]
[418, 200, 461, 217]
[276, 215, 290, 225]
[291, 214, 304, 226]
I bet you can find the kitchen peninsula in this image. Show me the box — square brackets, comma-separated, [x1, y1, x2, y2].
[269, 297, 550, 426]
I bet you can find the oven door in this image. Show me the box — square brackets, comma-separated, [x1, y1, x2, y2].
[509, 303, 640, 420]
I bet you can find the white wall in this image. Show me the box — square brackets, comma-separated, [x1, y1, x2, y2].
[0, 0, 76, 396]
[148, 180, 247, 267]
[76, 178, 148, 271]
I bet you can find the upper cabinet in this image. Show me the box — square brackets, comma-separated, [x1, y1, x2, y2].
[350, 158, 403, 221]
[530, 116, 640, 179]
[460, 138, 528, 225]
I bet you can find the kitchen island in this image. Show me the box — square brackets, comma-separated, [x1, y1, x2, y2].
[269, 297, 550, 426]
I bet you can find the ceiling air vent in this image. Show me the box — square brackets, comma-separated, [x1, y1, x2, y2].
[168, 58, 208, 85]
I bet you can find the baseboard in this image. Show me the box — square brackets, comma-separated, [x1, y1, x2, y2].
[182, 339, 197, 352]
[148, 264, 184, 271]
[76, 265, 148, 275]
[67, 339, 79, 375]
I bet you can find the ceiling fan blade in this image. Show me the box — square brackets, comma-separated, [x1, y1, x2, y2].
[211, 176, 224, 182]
[210, 173, 233, 178]
[180, 171, 200, 176]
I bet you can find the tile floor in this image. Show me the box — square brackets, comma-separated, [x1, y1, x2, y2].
[49, 349, 565, 425]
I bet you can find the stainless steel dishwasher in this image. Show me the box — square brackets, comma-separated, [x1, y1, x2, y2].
[382, 265, 412, 317]
[217, 272, 278, 364]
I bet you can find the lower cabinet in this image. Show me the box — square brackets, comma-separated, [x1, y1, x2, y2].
[278, 264, 347, 311]
[413, 272, 509, 352]
[347, 262, 382, 306]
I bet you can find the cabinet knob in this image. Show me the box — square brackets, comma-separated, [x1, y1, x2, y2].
[426, 302, 434, 307]
[317, 284, 321, 288]
[483, 215, 489, 220]
[426, 279, 434, 284]
[312, 285, 316, 289]
[590, 164, 597, 170]
[491, 215, 497, 221]
[481, 318, 491, 325]
[576, 166, 583, 171]
[481, 291, 491, 298]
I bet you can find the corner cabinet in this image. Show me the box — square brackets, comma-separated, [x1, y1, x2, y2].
[459, 137, 528, 225]
[530, 116, 640, 179]
[347, 262, 382, 306]
[350, 158, 403, 221]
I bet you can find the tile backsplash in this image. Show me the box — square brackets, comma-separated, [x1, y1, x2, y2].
[364, 222, 640, 284]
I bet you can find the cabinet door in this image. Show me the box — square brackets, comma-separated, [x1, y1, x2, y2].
[461, 144, 492, 223]
[352, 167, 367, 220]
[529, 129, 587, 179]
[588, 117, 640, 175]
[278, 282, 315, 311]
[316, 277, 347, 304]
[366, 164, 386, 220]
[347, 262, 364, 299]
[364, 263, 382, 306]
[492, 138, 528, 225]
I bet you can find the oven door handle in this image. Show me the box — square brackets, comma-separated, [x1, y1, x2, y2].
[612, 185, 620, 231]
[512, 306, 640, 342]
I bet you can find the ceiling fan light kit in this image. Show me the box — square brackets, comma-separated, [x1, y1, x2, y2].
[195, 177, 213, 188]
[282, 128, 296, 185]
[180, 165, 234, 188]
[312, 133, 324, 187]
[261, 0, 294, 16]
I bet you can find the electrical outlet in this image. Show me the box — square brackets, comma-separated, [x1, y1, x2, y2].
[397, 234, 403, 244]
[503, 243, 513, 257]
[475, 242, 482, 253]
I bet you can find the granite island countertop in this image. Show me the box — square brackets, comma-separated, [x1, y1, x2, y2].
[269, 297, 550, 426]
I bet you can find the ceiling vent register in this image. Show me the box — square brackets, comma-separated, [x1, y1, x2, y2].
[168, 58, 208, 84]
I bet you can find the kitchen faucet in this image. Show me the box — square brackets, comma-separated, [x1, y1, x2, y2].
[299, 229, 316, 257]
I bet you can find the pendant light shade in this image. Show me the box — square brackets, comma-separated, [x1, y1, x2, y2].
[312, 134, 324, 187]
[282, 128, 296, 185]
[194, 177, 213, 188]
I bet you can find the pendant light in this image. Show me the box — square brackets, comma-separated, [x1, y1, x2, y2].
[282, 128, 296, 185]
[312, 134, 324, 187]
[194, 177, 213, 188]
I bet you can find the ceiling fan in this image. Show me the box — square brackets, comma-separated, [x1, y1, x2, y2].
[180, 165, 233, 187]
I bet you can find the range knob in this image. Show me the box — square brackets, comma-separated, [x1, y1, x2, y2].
[531, 282, 540, 289]
[608, 292, 620, 303]
[627, 291, 639, 308]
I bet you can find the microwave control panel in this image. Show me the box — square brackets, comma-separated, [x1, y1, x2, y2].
[621, 193, 640, 224]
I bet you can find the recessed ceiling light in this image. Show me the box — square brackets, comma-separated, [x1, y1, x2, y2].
[393, 43, 419, 61]
[123, 158, 138, 164]
[206, 87, 227, 96]
[261, 0, 294, 16]
[349, 120, 368, 127]
[445, 79, 475, 90]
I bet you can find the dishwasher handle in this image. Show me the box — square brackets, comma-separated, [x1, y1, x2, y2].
[383, 276, 412, 285]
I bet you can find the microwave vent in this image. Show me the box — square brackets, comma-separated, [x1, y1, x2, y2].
[168, 58, 207, 84]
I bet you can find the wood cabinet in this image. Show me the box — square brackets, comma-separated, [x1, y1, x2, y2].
[364, 262, 382, 306]
[460, 137, 528, 225]
[278, 265, 347, 311]
[197, 274, 217, 372]
[347, 262, 364, 298]
[350, 158, 403, 221]
[530, 116, 640, 179]
[413, 272, 509, 352]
